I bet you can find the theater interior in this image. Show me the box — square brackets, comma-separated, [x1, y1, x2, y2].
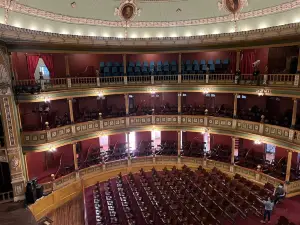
[1, 0, 300, 225]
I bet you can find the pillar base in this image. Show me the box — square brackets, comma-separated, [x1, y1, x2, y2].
[177, 157, 181, 164]
[229, 165, 235, 173]
[14, 195, 25, 202]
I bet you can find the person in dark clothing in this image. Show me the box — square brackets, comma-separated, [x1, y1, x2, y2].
[273, 184, 286, 204]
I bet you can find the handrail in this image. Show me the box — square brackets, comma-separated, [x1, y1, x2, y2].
[0, 191, 13, 204]
[39, 156, 300, 197]
[14, 74, 299, 92]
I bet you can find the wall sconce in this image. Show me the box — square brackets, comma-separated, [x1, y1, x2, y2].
[44, 96, 50, 103]
[98, 91, 104, 97]
[48, 145, 56, 152]
[254, 140, 262, 145]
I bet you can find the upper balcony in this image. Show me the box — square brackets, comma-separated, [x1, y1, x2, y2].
[12, 46, 300, 101]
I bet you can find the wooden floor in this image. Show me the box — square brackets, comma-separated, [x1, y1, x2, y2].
[47, 195, 84, 225]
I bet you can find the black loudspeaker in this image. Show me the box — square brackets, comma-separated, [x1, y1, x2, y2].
[36, 184, 44, 199]
[25, 181, 37, 204]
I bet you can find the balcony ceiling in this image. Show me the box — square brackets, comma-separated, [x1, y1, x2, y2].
[0, 0, 300, 46]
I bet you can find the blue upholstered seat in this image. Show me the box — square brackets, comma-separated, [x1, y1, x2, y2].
[106, 62, 112, 67]
[171, 61, 177, 66]
[104, 67, 110, 76]
[100, 62, 105, 68]
[142, 66, 148, 75]
[215, 59, 221, 65]
[157, 61, 162, 67]
[209, 64, 215, 72]
[143, 61, 149, 67]
[200, 60, 206, 65]
[223, 59, 229, 65]
[136, 61, 141, 67]
[129, 62, 135, 67]
[185, 60, 191, 65]
[208, 60, 214, 65]
[134, 67, 141, 74]
[193, 60, 198, 65]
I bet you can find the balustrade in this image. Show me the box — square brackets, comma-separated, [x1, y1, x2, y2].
[0, 191, 13, 203]
[37, 156, 300, 200]
[14, 74, 299, 92]
[21, 115, 299, 151]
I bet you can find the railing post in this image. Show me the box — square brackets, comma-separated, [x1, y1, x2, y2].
[285, 150, 293, 183]
[255, 166, 261, 181]
[178, 74, 182, 84]
[294, 75, 299, 87]
[263, 74, 268, 85]
[205, 74, 209, 84]
[67, 77, 72, 88]
[96, 77, 100, 87]
[151, 75, 154, 84]
[124, 76, 128, 85]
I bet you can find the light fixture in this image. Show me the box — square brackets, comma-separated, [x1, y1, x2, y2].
[48, 145, 56, 152]
[98, 91, 104, 97]
[44, 97, 50, 103]
[148, 88, 157, 94]
[254, 140, 262, 145]
[258, 92, 264, 96]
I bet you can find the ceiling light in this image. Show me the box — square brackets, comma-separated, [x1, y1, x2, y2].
[30, 25, 37, 31]
[156, 33, 164, 38]
[184, 31, 192, 37]
[13, 21, 21, 28]
[103, 32, 110, 37]
[130, 33, 137, 38]
[60, 29, 69, 35]
[170, 33, 177, 38]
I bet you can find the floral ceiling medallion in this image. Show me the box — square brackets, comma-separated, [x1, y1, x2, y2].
[114, 0, 141, 22]
[218, 0, 248, 16]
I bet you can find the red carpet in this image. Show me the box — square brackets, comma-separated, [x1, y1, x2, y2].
[84, 178, 300, 225]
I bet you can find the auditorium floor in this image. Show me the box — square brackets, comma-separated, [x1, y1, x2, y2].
[84, 178, 300, 225]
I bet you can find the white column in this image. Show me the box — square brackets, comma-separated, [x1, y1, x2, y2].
[285, 150, 293, 183]
[233, 93, 238, 118]
[124, 94, 129, 116]
[68, 98, 74, 123]
[178, 92, 182, 114]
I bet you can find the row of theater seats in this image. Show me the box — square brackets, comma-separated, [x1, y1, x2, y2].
[90, 165, 277, 225]
[99, 59, 230, 76]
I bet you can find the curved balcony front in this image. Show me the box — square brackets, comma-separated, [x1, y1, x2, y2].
[15, 74, 300, 102]
[29, 156, 300, 221]
[21, 114, 300, 152]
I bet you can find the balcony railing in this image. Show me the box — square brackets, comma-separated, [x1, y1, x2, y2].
[38, 156, 300, 197]
[14, 74, 299, 92]
[21, 115, 300, 153]
[0, 191, 13, 204]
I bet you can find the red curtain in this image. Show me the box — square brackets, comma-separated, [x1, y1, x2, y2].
[228, 51, 237, 73]
[26, 55, 40, 80]
[41, 54, 55, 77]
[240, 50, 255, 74]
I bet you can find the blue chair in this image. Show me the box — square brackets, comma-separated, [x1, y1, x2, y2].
[106, 62, 112, 67]
[163, 61, 169, 66]
[215, 59, 222, 70]
[143, 61, 149, 67]
[150, 61, 155, 67]
[208, 60, 214, 65]
[149, 65, 155, 73]
[200, 60, 206, 65]
[223, 59, 229, 65]
[194, 64, 200, 73]
[112, 66, 118, 76]
[142, 66, 148, 75]
[119, 66, 124, 76]
[157, 61, 162, 67]
[136, 61, 141, 67]
[163, 65, 170, 74]
[129, 62, 135, 67]
[156, 65, 162, 74]
[127, 66, 134, 76]
[171, 65, 177, 74]
[186, 64, 193, 74]
[193, 60, 198, 65]
[134, 67, 141, 75]
[100, 62, 105, 73]
[171, 61, 177, 66]
[113, 62, 120, 67]
[185, 60, 191, 65]
[202, 64, 208, 72]
[210, 64, 215, 72]
[104, 67, 110, 76]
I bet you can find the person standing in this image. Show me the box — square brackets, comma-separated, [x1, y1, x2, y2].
[258, 197, 274, 224]
[273, 184, 286, 205]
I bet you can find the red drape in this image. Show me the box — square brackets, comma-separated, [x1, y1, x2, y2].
[228, 51, 237, 73]
[41, 54, 55, 77]
[240, 50, 255, 74]
[26, 55, 40, 80]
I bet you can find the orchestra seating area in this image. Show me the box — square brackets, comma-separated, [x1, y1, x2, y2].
[85, 166, 300, 225]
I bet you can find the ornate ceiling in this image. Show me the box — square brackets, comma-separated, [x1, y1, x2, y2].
[0, 0, 300, 46]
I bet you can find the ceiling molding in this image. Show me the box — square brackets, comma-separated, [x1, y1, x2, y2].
[1, 0, 300, 28]
[1, 22, 300, 48]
